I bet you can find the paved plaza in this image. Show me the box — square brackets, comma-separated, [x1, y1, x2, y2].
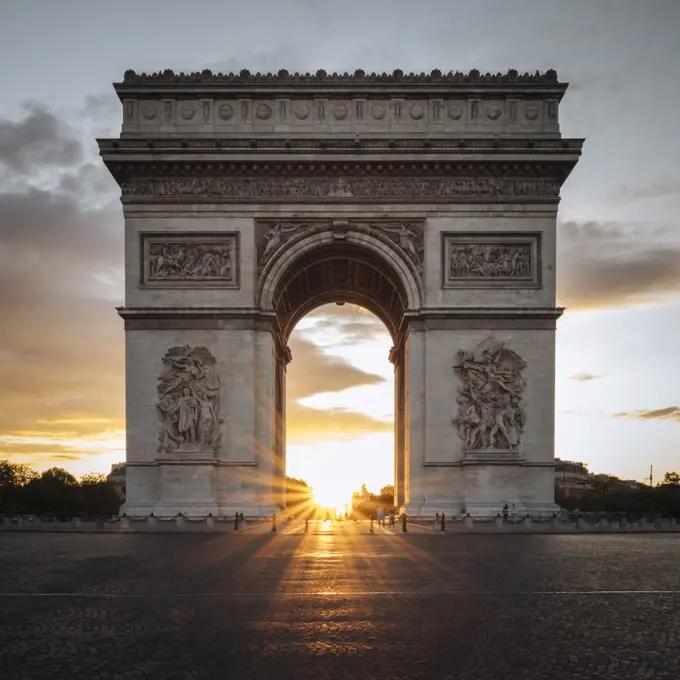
[1, 523, 679, 679]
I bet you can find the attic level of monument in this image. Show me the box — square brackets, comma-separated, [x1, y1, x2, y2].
[111, 68, 571, 141]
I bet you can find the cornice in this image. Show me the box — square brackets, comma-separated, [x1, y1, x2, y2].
[98, 137, 584, 155]
[117, 306, 272, 319]
[103, 159, 578, 184]
[118, 68, 564, 91]
[409, 307, 564, 319]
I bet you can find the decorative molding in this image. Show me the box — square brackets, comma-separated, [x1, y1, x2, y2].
[442, 233, 541, 289]
[99, 137, 584, 154]
[156, 345, 223, 457]
[117, 306, 277, 331]
[140, 233, 239, 288]
[120, 68, 560, 86]
[254, 219, 425, 305]
[452, 337, 527, 454]
[121, 177, 560, 204]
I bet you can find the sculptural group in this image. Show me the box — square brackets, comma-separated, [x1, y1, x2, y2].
[452, 338, 527, 451]
[156, 346, 223, 454]
[450, 244, 531, 279]
[149, 242, 233, 280]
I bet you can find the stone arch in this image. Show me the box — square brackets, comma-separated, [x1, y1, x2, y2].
[258, 224, 420, 514]
[258, 225, 423, 342]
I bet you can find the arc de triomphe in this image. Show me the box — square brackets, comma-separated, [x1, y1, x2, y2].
[99, 69, 582, 518]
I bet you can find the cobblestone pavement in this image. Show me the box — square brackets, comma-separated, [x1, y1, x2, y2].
[1, 522, 679, 679]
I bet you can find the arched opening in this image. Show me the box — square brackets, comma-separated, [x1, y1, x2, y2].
[269, 240, 411, 516]
[274, 242, 409, 345]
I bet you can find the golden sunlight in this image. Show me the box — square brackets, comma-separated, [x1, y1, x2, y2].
[286, 304, 395, 508]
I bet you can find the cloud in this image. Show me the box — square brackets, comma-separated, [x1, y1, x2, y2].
[0, 104, 124, 451]
[557, 220, 680, 308]
[0, 102, 83, 174]
[287, 336, 385, 401]
[570, 372, 603, 382]
[304, 304, 387, 343]
[287, 403, 392, 444]
[612, 180, 680, 201]
[613, 407, 680, 422]
[286, 329, 390, 442]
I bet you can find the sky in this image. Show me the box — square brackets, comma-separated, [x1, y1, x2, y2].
[1, 0, 679, 498]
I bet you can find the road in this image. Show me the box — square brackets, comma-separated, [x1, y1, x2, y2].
[1, 520, 679, 679]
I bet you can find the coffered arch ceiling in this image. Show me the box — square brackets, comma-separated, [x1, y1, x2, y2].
[273, 243, 409, 344]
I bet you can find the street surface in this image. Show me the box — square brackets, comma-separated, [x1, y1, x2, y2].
[1, 520, 679, 679]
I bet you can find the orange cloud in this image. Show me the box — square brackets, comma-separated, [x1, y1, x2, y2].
[613, 407, 680, 422]
[287, 402, 392, 444]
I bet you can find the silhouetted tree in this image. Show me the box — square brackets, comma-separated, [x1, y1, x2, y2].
[0, 461, 38, 514]
[379, 484, 395, 508]
[78, 473, 121, 517]
[285, 476, 313, 517]
[662, 471, 680, 486]
[0, 461, 122, 518]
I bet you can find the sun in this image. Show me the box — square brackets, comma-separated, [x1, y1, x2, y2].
[311, 482, 352, 511]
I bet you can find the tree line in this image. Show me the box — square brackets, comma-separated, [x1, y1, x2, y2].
[0, 461, 121, 518]
[557, 471, 680, 518]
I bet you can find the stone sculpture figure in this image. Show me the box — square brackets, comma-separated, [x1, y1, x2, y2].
[257, 222, 304, 271]
[156, 345, 223, 454]
[452, 338, 527, 452]
[375, 223, 424, 273]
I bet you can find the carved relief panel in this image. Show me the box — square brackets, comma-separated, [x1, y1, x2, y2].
[157, 345, 223, 457]
[122, 177, 560, 202]
[442, 233, 540, 289]
[141, 233, 239, 288]
[452, 337, 527, 454]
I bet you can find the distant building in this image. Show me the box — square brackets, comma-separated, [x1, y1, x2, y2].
[107, 463, 126, 500]
[593, 473, 644, 491]
[555, 459, 592, 497]
[621, 479, 643, 490]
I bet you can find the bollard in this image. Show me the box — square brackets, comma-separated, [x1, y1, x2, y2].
[402, 514, 407, 533]
[369, 517, 374, 533]
[598, 518, 608, 531]
[440, 513, 446, 532]
[271, 513, 277, 533]
[305, 518, 309, 533]
[121, 515, 130, 530]
[464, 513, 474, 528]
[654, 516, 663, 530]
[175, 514, 186, 530]
[234, 512, 239, 531]
[495, 513, 503, 529]
[147, 513, 156, 529]
[637, 518, 646, 530]
[72, 517, 82, 529]
[524, 514, 532, 529]
[206, 513, 215, 530]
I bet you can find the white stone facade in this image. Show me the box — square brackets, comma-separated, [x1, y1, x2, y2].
[100, 69, 582, 518]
